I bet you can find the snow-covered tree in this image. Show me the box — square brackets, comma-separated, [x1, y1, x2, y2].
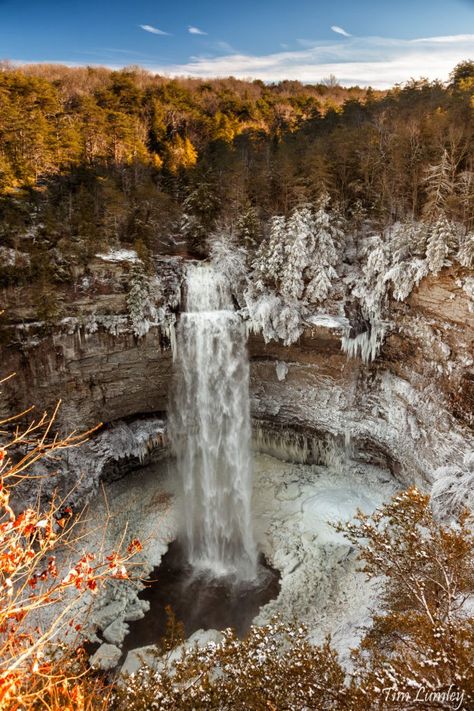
[426, 215, 458, 274]
[244, 291, 305, 346]
[305, 194, 343, 303]
[275, 301, 306, 345]
[280, 206, 312, 300]
[383, 221, 430, 301]
[431, 452, 474, 519]
[455, 169, 474, 227]
[248, 199, 344, 345]
[178, 182, 220, 252]
[360, 236, 388, 317]
[457, 231, 474, 268]
[247, 212, 307, 346]
[209, 233, 247, 304]
[384, 258, 429, 301]
[343, 235, 388, 362]
[305, 264, 335, 303]
[423, 149, 456, 220]
[252, 198, 342, 305]
[235, 205, 261, 249]
[388, 220, 428, 263]
[178, 210, 203, 245]
[251, 215, 287, 292]
[126, 263, 159, 337]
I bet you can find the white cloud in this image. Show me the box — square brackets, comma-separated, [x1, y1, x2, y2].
[214, 41, 238, 53]
[147, 34, 474, 88]
[139, 24, 170, 36]
[188, 26, 207, 35]
[331, 25, 352, 37]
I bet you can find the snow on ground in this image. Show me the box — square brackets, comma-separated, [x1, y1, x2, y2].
[252, 453, 398, 662]
[80, 459, 179, 649]
[33, 458, 178, 663]
[305, 314, 349, 330]
[95, 249, 140, 263]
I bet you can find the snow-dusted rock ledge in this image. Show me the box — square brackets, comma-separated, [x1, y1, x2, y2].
[15, 416, 169, 510]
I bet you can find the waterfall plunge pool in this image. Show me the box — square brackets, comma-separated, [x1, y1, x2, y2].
[121, 541, 280, 655]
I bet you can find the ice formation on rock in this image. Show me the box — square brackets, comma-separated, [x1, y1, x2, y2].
[341, 323, 386, 364]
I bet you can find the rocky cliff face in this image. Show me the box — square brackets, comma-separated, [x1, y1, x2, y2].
[0, 254, 180, 428]
[1, 326, 172, 428]
[1, 258, 472, 494]
[249, 266, 474, 485]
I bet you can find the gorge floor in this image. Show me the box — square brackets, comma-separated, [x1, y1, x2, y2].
[82, 447, 398, 668]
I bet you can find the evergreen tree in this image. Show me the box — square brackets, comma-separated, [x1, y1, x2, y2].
[456, 170, 474, 230]
[126, 262, 157, 337]
[457, 231, 474, 269]
[178, 181, 220, 254]
[352, 235, 389, 324]
[235, 205, 261, 249]
[305, 264, 334, 303]
[389, 221, 428, 263]
[426, 215, 457, 274]
[281, 206, 312, 300]
[385, 258, 429, 301]
[306, 194, 343, 303]
[252, 215, 287, 292]
[423, 150, 456, 220]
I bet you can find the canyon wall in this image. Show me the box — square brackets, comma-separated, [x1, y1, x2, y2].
[0, 255, 179, 428]
[250, 267, 473, 484]
[1, 260, 473, 490]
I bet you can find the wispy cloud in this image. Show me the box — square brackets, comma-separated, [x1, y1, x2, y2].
[214, 40, 238, 53]
[331, 25, 352, 37]
[147, 34, 474, 88]
[139, 24, 170, 36]
[188, 26, 207, 35]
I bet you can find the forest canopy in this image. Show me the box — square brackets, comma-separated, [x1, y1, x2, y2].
[0, 60, 472, 281]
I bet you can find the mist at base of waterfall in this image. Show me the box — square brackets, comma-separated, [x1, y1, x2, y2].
[122, 540, 280, 654]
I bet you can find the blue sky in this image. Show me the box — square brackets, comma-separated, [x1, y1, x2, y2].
[1, 0, 474, 86]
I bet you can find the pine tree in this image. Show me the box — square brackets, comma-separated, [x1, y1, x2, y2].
[281, 206, 312, 300]
[389, 221, 428, 263]
[178, 182, 220, 254]
[305, 194, 342, 303]
[384, 258, 429, 301]
[423, 149, 455, 220]
[235, 205, 261, 249]
[251, 215, 287, 292]
[456, 170, 474, 229]
[252, 199, 342, 304]
[363, 237, 388, 314]
[305, 264, 335, 302]
[426, 215, 457, 274]
[457, 231, 474, 268]
[126, 263, 157, 337]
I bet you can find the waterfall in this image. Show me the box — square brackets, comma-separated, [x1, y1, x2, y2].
[169, 263, 257, 581]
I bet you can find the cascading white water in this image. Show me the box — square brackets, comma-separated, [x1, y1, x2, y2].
[169, 263, 257, 581]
